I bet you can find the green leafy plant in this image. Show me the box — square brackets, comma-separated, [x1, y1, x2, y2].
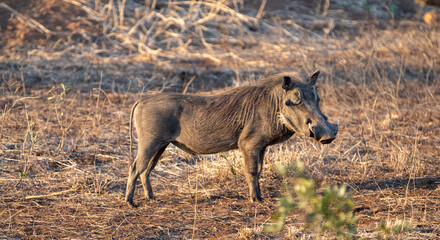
[220, 154, 239, 175]
[48, 83, 70, 101]
[265, 162, 357, 240]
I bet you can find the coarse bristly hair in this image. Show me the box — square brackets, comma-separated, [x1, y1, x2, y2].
[202, 72, 305, 132]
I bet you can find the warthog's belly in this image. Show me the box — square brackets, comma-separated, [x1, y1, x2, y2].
[172, 134, 239, 155]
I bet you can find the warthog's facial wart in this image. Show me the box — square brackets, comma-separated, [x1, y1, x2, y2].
[279, 70, 338, 144]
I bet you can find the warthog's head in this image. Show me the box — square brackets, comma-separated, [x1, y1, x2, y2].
[278, 71, 338, 144]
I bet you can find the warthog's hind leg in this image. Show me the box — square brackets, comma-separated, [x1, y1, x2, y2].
[125, 141, 168, 208]
[139, 145, 168, 201]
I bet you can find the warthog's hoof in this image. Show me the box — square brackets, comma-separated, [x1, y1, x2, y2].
[250, 195, 263, 203]
[145, 195, 156, 201]
[126, 200, 137, 208]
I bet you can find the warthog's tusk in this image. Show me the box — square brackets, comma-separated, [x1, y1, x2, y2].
[308, 123, 314, 133]
[337, 120, 340, 126]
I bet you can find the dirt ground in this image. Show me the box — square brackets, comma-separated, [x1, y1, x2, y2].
[1, 0, 440, 239]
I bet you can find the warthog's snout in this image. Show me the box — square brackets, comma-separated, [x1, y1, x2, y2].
[309, 121, 338, 144]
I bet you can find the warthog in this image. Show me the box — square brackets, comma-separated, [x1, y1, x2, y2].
[125, 71, 338, 207]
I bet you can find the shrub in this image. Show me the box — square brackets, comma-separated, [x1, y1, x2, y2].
[265, 162, 357, 239]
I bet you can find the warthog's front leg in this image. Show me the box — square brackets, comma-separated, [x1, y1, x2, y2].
[257, 147, 266, 195]
[239, 145, 266, 202]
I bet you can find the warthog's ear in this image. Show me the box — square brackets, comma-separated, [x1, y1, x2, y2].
[282, 76, 292, 91]
[308, 70, 320, 85]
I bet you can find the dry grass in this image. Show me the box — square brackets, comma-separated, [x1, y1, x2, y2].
[1, 0, 440, 239]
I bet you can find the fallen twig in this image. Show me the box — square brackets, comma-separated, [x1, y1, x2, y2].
[25, 187, 78, 200]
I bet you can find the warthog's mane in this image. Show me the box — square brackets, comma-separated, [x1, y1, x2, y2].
[203, 72, 304, 132]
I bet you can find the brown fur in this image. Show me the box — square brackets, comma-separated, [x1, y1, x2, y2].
[125, 71, 338, 207]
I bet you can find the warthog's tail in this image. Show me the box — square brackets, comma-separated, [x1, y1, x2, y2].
[129, 100, 141, 166]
